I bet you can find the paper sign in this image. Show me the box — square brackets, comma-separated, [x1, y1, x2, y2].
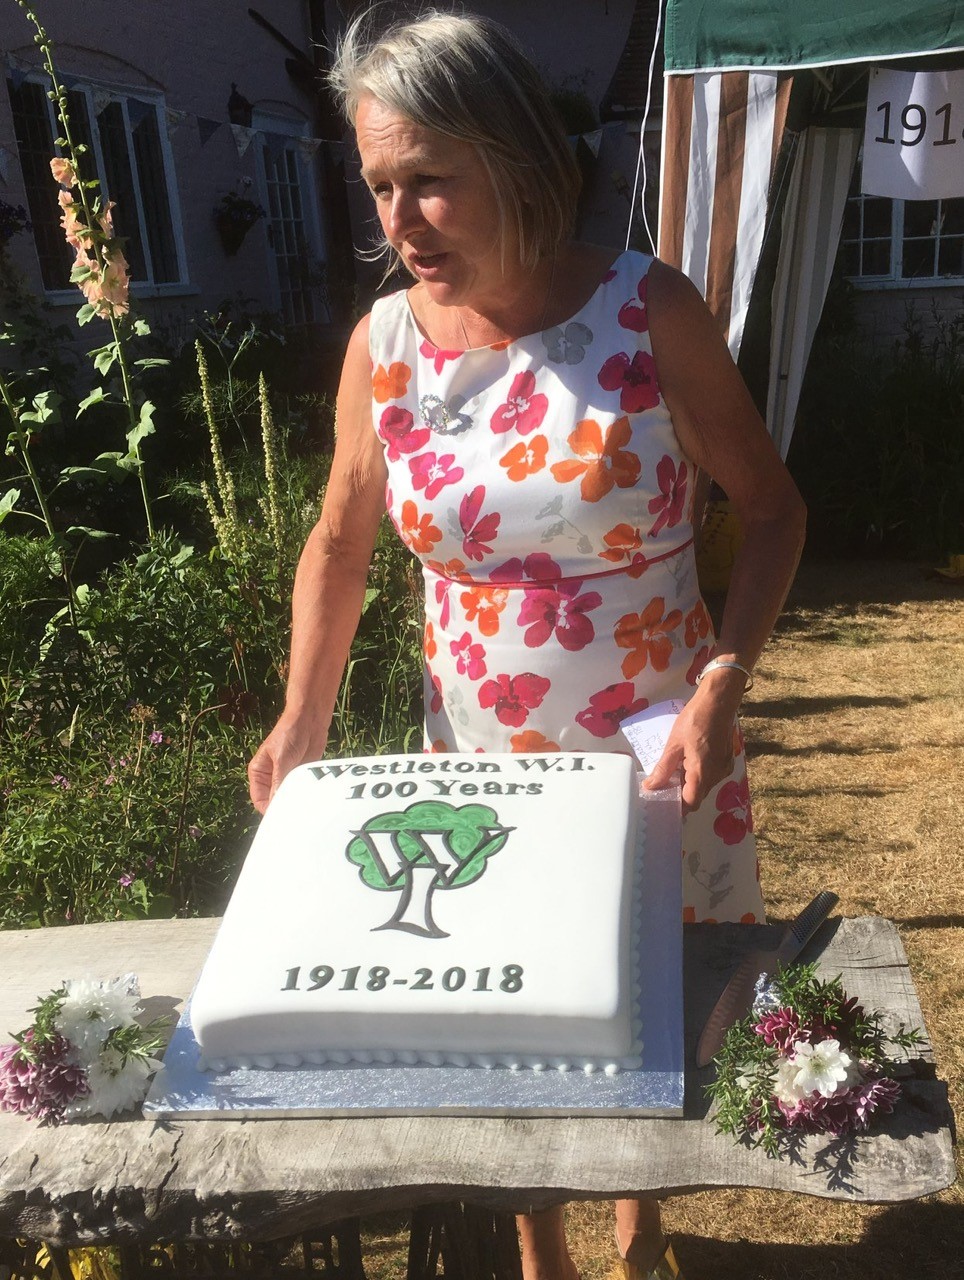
[862, 67, 964, 200]
[619, 698, 685, 777]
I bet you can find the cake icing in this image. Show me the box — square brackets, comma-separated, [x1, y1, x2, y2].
[190, 752, 644, 1072]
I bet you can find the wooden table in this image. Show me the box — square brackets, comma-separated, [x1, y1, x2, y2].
[0, 917, 954, 1276]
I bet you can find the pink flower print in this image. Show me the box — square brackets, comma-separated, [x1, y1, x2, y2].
[490, 552, 560, 584]
[490, 371, 548, 435]
[617, 271, 649, 332]
[478, 672, 551, 727]
[450, 632, 487, 680]
[428, 669, 444, 715]
[713, 776, 753, 846]
[410, 450, 464, 501]
[575, 682, 650, 738]
[459, 485, 501, 562]
[378, 405, 430, 462]
[648, 455, 688, 536]
[597, 350, 660, 413]
[420, 338, 462, 374]
[518, 581, 602, 652]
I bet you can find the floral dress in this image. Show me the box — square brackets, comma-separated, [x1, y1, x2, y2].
[368, 250, 763, 924]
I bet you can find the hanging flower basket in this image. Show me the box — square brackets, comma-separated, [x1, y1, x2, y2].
[213, 192, 266, 256]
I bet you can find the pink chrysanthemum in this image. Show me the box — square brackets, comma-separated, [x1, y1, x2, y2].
[754, 1008, 804, 1054]
[0, 1035, 88, 1126]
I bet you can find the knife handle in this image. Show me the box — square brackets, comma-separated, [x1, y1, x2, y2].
[789, 891, 839, 948]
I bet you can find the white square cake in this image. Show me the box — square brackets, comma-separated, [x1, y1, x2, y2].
[190, 752, 644, 1073]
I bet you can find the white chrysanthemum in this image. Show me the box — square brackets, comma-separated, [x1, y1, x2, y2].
[55, 976, 140, 1063]
[65, 1053, 162, 1120]
[780, 1038, 857, 1100]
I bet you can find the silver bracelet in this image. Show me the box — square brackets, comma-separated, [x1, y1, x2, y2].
[695, 657, 754, 691]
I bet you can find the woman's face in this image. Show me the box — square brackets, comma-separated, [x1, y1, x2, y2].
[356, 94, 515, 309]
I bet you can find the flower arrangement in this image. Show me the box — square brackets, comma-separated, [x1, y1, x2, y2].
[0, 976, 168, 1125]
[708, 964, 924, 1155]
[213, 187, 266, 254]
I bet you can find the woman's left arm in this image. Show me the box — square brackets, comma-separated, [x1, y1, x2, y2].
[643, 260, 807, 810]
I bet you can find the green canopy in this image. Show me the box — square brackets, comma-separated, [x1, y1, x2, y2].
[664, 1, 964, 73]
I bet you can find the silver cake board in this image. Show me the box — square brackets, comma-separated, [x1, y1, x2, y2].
[144, 787, 684, 1119]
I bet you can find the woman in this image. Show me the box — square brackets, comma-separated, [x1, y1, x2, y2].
[249, 10, 806, 1280]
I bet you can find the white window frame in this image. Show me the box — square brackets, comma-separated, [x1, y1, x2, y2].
[252, 109, 328, 325]
[13, 72, 191, 302]
[842, 191, 964, 290]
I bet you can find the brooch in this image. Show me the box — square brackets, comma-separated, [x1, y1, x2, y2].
[420, 394, 473, 436]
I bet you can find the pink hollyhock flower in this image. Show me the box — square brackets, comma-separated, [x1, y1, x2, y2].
[490, 371, 548, 435]
[597, 350, 660, 413]
[490, 552, 560, 585]
[410, 451, 464, 501]
[648, 456, 688, 536]
[378, 406, 430, 461]
[49, 156, 78, 188]
[478, 672, 550, 727]
[714, 776, 753, 845]
[459, 486, 500, 562]
[617, 271, 649, 332]
[450, 632, 487, 680]
[518, 581, 601, 652]
[575, 681, 649, 738]
[58, 190, 84, 249]
[434, 577, 452, 630]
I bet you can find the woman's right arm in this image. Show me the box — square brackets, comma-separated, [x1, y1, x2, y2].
[248, 314, 388, 813]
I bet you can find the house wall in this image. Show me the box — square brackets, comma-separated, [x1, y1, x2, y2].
[1, 0, 321, 334]
[850, 285, 964, 348]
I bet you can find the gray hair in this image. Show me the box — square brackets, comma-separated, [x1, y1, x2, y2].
[329, 8, 581, 272]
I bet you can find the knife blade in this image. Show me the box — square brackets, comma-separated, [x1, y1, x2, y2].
[696, 891, 840, 1067]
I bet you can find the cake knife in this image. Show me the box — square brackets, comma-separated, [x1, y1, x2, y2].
[696, 891, 840, 1067]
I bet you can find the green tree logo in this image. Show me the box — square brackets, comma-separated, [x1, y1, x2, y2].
[346, 800, 514, 938]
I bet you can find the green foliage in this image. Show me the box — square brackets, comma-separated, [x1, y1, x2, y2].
[791, 286, 964, 556]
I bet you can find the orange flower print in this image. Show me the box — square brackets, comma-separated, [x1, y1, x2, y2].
[599, 522, 642, 564]
[398, 499, 442, 554]
[500, 435, 548, 482]
[550, 416, 641, 502]
[426, 557, 471, 582]
[424, 621, 437, 660]
[684, 599, 712, 647]
[510, 729, 561, 752]
[372, 361, 411, 403]
[614, 596, 683, 678]
[462, 585, 509, 637]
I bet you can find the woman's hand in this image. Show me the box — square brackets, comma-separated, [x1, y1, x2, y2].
[642, 666, 747, 812]
[248, 713, 329, 815]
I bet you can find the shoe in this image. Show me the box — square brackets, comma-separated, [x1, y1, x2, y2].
[611, 1239, 683, 1280]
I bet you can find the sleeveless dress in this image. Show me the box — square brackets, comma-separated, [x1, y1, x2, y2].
[368, 250, 764, 924]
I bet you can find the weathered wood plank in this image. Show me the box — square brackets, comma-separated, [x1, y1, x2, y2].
[0, 918, 953, 1246]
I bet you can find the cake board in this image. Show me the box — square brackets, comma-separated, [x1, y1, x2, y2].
[144, 787, 684, 1119]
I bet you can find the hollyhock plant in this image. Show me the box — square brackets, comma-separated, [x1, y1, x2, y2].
[0, 976, 167, 1126]
[707, 964, 923, 1157]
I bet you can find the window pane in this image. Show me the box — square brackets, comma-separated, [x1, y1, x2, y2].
[841, 200, 861, 240]
[941, 199, 964, 237]
[862, 198, 893, 239]
[903, 200, 939, 238]
[7, 78, 71, 289]
[131, 109, 179, 283]
[839, 242, 861, 277]
[862, 239, 891, 276]
[937, 237, 964, 277]
[95, 100, 146, 280]
[902, 238, 936, 278]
